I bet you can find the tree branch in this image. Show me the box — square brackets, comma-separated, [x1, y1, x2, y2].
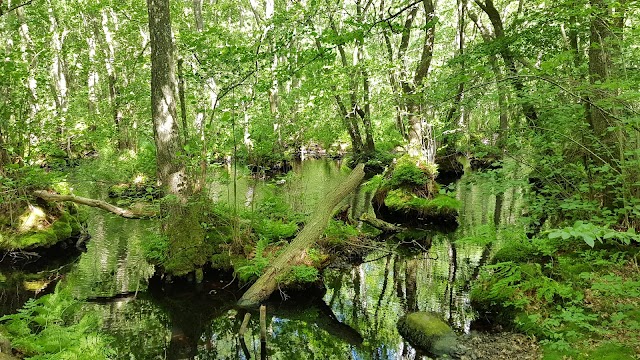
[1, 0, 34, 17]
[33, 191, 157, 219]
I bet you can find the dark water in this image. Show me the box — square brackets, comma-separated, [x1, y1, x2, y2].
[1, 159, 524, 359]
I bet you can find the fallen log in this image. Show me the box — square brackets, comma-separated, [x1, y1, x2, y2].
[237, 164, 365, 308]
[359, 212, 405, 233]
[33, 190, 157, 219]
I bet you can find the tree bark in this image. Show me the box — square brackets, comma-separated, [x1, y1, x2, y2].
[237, 164, 365, 308]
[177, 58, 189, 143]
[147, 0, 186, 197]
[33, 191, 156, 219]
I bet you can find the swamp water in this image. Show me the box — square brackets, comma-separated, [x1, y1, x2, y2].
[1, 160, 524, 359]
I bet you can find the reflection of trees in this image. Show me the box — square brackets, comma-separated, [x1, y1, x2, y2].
[68, 212, 155, 299]
[82, 295, 171, 360]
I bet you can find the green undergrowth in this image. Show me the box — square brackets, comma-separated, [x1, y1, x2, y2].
[0, 285, 114, 359]
[471, 227, 640, 358]
[142, 188, 360, 286]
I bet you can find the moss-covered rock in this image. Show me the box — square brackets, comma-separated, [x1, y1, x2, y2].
[397, 312, 457, 355]
[373, 155, 460, 228]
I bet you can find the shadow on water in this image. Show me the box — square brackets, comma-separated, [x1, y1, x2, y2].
[0, 159, 524, 359]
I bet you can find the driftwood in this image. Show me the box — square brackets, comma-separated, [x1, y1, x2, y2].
[359, 212, 405, 232]
[237, 164, 366, 308]
[33, 190, 156, 219]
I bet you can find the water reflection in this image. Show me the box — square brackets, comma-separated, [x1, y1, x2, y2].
[46, 160, 523, 359]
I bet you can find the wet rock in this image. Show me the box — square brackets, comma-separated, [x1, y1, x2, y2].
[398, 312, 457, 356]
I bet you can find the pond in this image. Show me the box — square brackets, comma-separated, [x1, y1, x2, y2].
[1, 159, 525, 359]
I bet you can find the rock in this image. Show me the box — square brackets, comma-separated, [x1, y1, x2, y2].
[397, 312, 458, 356]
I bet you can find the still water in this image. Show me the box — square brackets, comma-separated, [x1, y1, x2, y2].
[1, 159, 524, 359]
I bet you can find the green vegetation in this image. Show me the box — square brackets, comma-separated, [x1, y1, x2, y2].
[0, 0, 639, 357]
[471, 231, 640, 357]
[371, 155, 459, 224]
[0, 287, 114, 359]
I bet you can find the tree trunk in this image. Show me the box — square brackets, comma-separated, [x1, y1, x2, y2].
[192, 0, 204, 32]
[587, 0, 623, 208]
[237, 164, 365, 308]
[177, 58, 189, 143]
[147, 0, 186, 197]
[400, 0, 436, 162]
[473, 0, 538, 127]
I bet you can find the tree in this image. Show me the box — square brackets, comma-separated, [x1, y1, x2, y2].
[146, 0, 186, 198]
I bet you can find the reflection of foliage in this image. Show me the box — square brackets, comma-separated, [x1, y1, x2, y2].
[0, 286, 115, 359]
[83, 297, 171, 360]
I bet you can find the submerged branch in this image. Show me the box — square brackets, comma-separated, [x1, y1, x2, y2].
[33, 190, 157, 219]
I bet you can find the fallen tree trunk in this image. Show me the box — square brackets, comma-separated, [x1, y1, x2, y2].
[237, 163, 365, 308]
[33, 190, 156, 219]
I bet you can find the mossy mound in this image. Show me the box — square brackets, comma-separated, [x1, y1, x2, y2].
[491, 240, 540, 264]
[397, 312, 457, 355]
[1, 210, 83, 251]
[373, 156, 460, 227]
[384, 189, 460, 218]
[162, 202, 210, 276]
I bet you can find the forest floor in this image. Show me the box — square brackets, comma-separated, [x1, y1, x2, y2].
[456, 332, 541, 360]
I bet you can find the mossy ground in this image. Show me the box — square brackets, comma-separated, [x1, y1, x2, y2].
[0, 206, 84, 251]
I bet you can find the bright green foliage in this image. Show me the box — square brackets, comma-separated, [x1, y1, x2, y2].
[385, 156, 435, 190]
[253, 219, 299, 242]
[548, 221, 640, 248]
[288, 265, 319, 283]
[472, 232, 640, 356]
[0, 287, 114, 359]
[140, 233, 170, 265]
[235, 238, 271, 282]
[323, 219, 360, 246]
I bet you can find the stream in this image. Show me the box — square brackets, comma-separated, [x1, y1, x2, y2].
[0, 159, 526, 359]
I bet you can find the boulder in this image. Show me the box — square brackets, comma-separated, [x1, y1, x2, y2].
[397, 312, 458, 356]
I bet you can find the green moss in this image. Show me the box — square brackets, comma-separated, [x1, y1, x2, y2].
[13, 230, 58, 248]
[51, 214, 72, 240]
[286, 265, 319, 284]
[384, 189, 460, 217]
[397, 312, 456, 354]
[210, 253, 232, 270]
[492, 240, 539, 264]
[163, 201, 211, 276]
[386, 156, 435, 189]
